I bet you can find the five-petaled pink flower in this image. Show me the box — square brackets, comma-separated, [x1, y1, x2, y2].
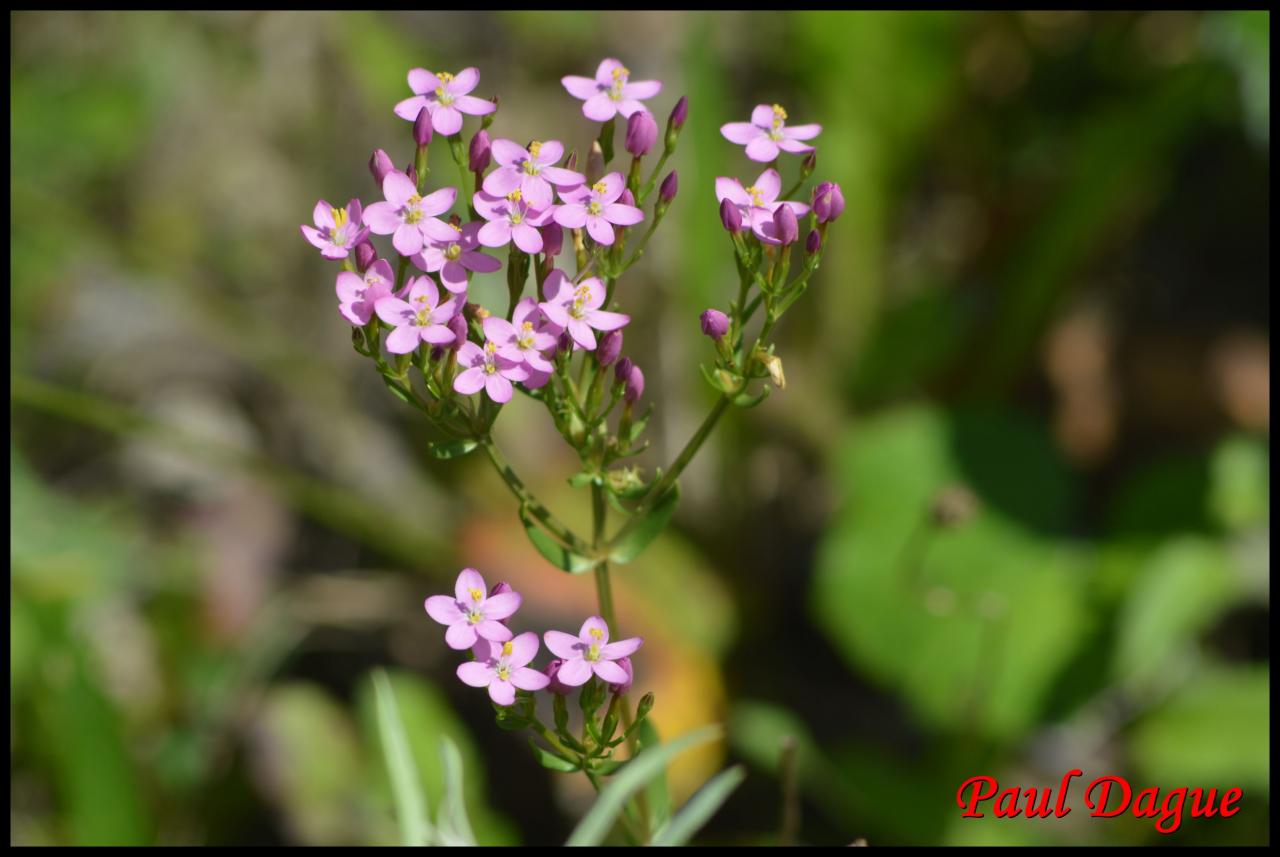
[721, 103, 821, 163]
[394, 67, 497, 136]
[714, 168, 810, 235]
[543, 616, 642, 687]
[553, 173, 644, 246]
[363, 171, 456, 256]
[335, 258, 395, 326]
[483, 297, 558, 378]
[538, 271, 629, 351]
[302, 199, 368, 260]
[454, 338, 529, 404]
[374, 275, 459, 354]
[481, 139, 585, 211]
[411, 221, 501, 294]
[459, 633, 550, 705]
[425, 568, 522, 650]
[561, 58, 662, 122]
[474, 190, 555, 254]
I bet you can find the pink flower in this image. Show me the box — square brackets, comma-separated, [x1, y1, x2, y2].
[453, 338, 529, 404]
[721, 103, 821, 163]
[373, 275, 458, 354]
[301, 199, 368, 260]
[538, 271, 629, 351]
[424, 567, 522, 650]
[411, 221, 501, 294]
[481, 139, 585, 210]
[362, 171, 456, 256]
[394, 67, 497, 137]
[561, 58, 662, 122]
[543, 616, 642, 687]
[483, 298, 557, 376]
[458, 632, 550, 706]
[714, 168, 809, 235]
[335, 258, 395, 326]
[552, 173, 644, 246]
[474, 190, 555, 254]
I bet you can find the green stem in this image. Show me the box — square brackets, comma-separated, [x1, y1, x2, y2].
[479, 437, 589, 553]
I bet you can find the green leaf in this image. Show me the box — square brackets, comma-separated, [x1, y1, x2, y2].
[609, 483, 681, 565]
[519, 504, 598, 574]
[427, 438, 478, 460]
[568, 471, 600, 488]
[373, 670, 432, 846]
[528, 738, 581, 773]
[436, 736, 478, 846]
[651, 765, 747, 846]
[381, 374, 412, 405]
[638, 718, 672, 834]
[1209, 434, 1269, 532]
[565, 725, 721, 846]
[732, 386, 771, 409]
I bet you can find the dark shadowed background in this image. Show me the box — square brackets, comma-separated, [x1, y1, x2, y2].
[10, 10, 1269, 846]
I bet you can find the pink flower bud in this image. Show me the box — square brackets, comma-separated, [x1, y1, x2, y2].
[720, 199, 743, 234]
[624, 364, 644, 404]
[447, 314, 469, 349]
[669, 95, 688, 131]
[812, 182, 845, 223]
[469, 129, 491, 172]
[772, 206, 799, 246]
[597, 330, 623, 367]
[625, 109, 658, 157]
[805, 229, 821, 254]
[540, 222, 564, 257]
[620, 189, 636, 208]
[355, 241, 378, 273]
[369, 148, 395, 185]
[405, 163, 418, 187]
[607, 657, 633, 694]
[413, 106, 433, 147]
[801, 150, 817, 178]
[700, 309, 730, 340]
[545, 659, 573, 695]
[614, 356, 634, 384]
[659, 171, 678, 205]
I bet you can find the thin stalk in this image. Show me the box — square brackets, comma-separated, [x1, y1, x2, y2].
[479, 437, 589, 554]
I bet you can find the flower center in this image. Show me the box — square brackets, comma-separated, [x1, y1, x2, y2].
[484, 341, 498, 373]
[517, 321, 535, 349]
[608, 66, 629, 100]
[496, 665, 510, 681]
[414, 308, 431, 326]
[434, 71, 455, 105]
[587, 201, 602, 216]
[405, 209, 423, 224]
[585, 643, 601, 662]
[466, 608, 482, 624]
[445, 244, 462, 261]
[745, 185, 765, 207]
[331, 207, 348, 228]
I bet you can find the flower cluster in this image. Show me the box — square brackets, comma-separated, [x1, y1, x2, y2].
[307, 56, 841, 793]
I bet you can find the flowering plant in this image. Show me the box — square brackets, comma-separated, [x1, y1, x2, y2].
[306, 57, 842, 845]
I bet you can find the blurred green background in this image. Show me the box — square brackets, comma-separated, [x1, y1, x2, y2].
[10, 10, 1270, 846]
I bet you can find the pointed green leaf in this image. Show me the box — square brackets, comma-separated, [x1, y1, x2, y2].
[519, 504, 598, 574]
[528, 738, 582, 773]
[373, 670, 432, 846]
[609, 483, 681, 565]
[427, 438, 478, 459]
[732, 386, 771, 409]
[651, 765, 747, 846]
[436, 736, 477, 846]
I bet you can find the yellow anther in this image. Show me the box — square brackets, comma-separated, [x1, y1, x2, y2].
[501, 641, 513, 657]
[587, 201, 602, 216]
[586, 643, 601, 661]
[588, 627, 604, 640]
[331, 207, 348, 228]
[450, 222, 462, 232]
[745, 185, 764, 206]
[414, 309, 430, 326]
[591, 180, 608, 195]
[445, 244, 462, 261]
[772, 103, 788, 120]
[528, 141, 542, 157]
[414, 295, 429, 303]
[408, 193, 422, 205]
[405, 209, 423, 224]
[437, 71, 455, 83]
[506, 189, 523, 203]
[611, 66, 629, 80]
[497, 665, 510, 680]
[521, 321, 534, 333]
[484, 341, 497, 354]
[469, 587, 483, 601]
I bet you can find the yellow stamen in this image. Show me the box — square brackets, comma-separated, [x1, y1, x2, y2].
[468, 587, 483, 601]
[745, 185, 764, 207]
[588, 628, 604, 640]
[331, 207, 348, 228]
[528, 141, 542, 158]
[437, 71, 455, 83]
[611, 66, 629, 81]
[591, 180, 608, 195]
[445, 244, 462, 261]
[501, 641, 513, 657]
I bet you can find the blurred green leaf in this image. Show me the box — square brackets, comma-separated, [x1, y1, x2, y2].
[519, 503, 599, 573]
[1208, 434, 1269, 533]
[609, 483, 681, 565]
[373, 670, 432, 846]
[651, 765, 746, 846]
[436, 736, 478, 846]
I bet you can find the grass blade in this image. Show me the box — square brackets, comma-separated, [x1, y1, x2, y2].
[435, 735, 477, 846]
[651, 765, 747, 846]
[373, 669, 431, 846]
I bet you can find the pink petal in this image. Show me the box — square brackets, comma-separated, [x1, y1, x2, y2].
[511, 223, 544, 254]
[595, 58, 624, 85]
[534, 140, 564, 165]
[485, 373, 513, 403]
[419, 186, 457, 217]
[553, 204, 588, 230]
[540, 301, 571, 328]
[601, 637, 643, 659]
[721, 122, 763, 145]
[374, 296, 410, 326]
[542, 166, 585, 188]
[448, 67, 480, 96]
[445, 621, 478, 650]
[455, 568, 486, 601]
[488, 679, 516, 706]
[301, 225, 327, 249]
[755, 168, 782, 201]
[751, 104, 776, 126]
[455, 95, 496, 116]
[616, 99, 648, 118]
[621, 80, 661, 99]
[421, 324, 456, 345]
[776, 138, 815, 154]
[592, 660, 629, 684]
[579, 616, 611, 644]
[457, 660, 494, 687]
[313, 200, 335, 229]
[603, 203, 644, 226]
[582, 93, 617, 122]
[454, 366, 487, 395]
[556, 657, 593, 687]
[477, 220, 512, 248]
[394, 94, 432, 121]
[483, 591, 522, 621]
[439, 261, 468, 294]
[407, 68, 440, 95]
[596, 172, 625, 203]
[490, 139, 527, 168]
[461, 250, 500, 274]
[715, 177, 750, 206]
[507, 631, 540, 667]
[473, 191, 507, 221]
[520, 175, 554, 210]
[362, 202, 402, 234]
[406, 275, 440, 306]
[544, 630, 581, 660]
[568, 319, 597, 350]
[783, 123, 821, 141]
[385, 324, 422, 354]
[424, 594, 463, 625]
[579, 277, 606, 309]
[382, 170, 417, 207]
[745, 136, 780, 163]
[476, 619, 513, 642]
[457, 341, 485, 366]
[585, 216, 615, 245]
[587, 309, 629, 332]
[510, 667, 550, 691]
[542, 269, 571, 301]
[431, 105, 463, 136]
[562, 75, 600, 100]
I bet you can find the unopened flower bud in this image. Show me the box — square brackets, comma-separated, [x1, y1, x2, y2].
[413, 106, 433, 147]
[447, 314, 469, 349]
[355, 241, 378, 273]
[805, 229, 821, 255]
[625, 109, 658, 157]
[480, 96, 499, 130]
[812, 181, 845, 224]
[700, 309, 730, 340]
[772, 205, 799, 246]
[545, 659, 573, 695]
[469, 129, 491, 172]
[624, 364, 644, 403]
[405, 163, 418, 187]
[720, 199, 743, 234]
[635, 691, 655, 721]
[564, 150, 578, 171]
[620, 189, 636, 208]
[472, 304, 491, 321]
[596, 330, 623, 367]
[669, 96, 688, 131]
[540, 222, 564, 257]
[659, 171, 678, 205]
[800, 150, 817, 179]
[608, 657, 634, 694]
[369, 148, 395, 185]
[763, 353, 786, 389]
[586, 141, 605, 184]
[614, 356, 634, 385]
[558, 331, 573, 353]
